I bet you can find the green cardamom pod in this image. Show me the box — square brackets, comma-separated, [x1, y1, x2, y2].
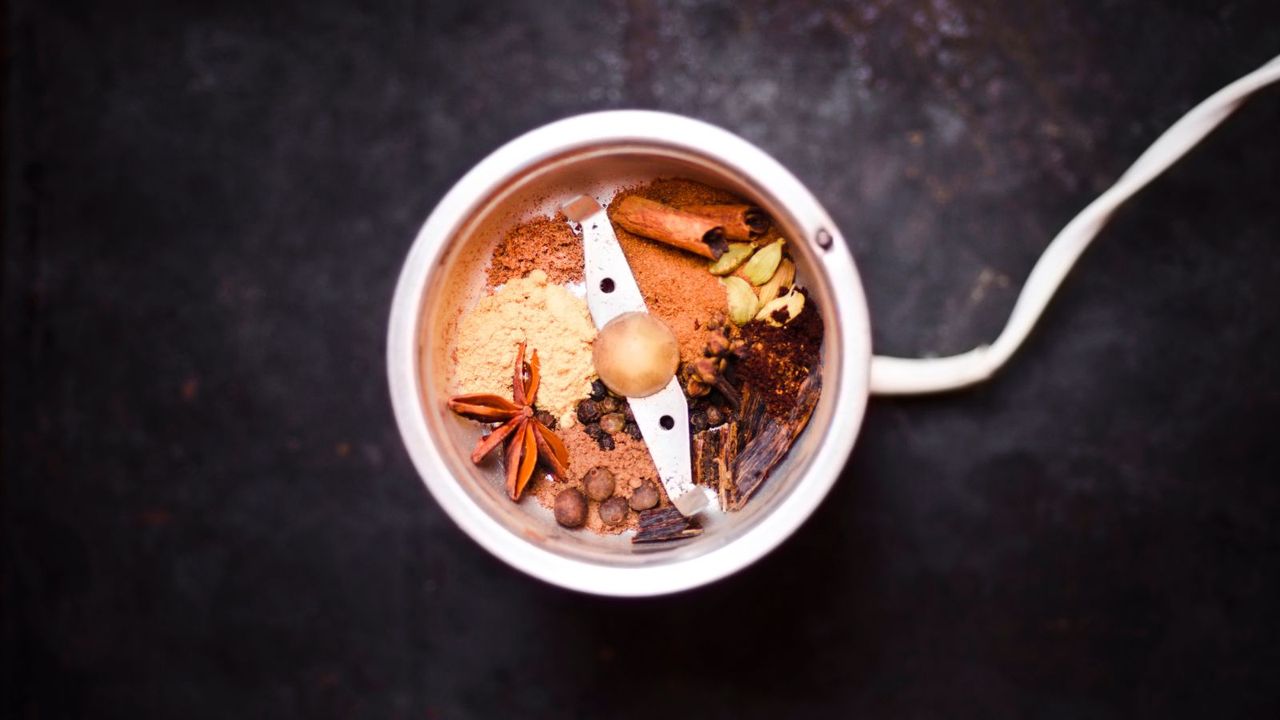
[721, 276, 759, 325]
[707, 243, 755, 275]
[755, 257, 795, 308]
[741, 239, 785, 285]
[755, 288, 806, 326]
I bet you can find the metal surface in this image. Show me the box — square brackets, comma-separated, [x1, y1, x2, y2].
[387, 110, 872, 596]
[561, 195, 708, 517]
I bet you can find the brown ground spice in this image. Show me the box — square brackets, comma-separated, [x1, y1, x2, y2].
[477, 178, 798, 534]
[487, 179, 767, 364]
[608, 179, 750, 361]
[528, 428, 669, 534]
[732, 289, 824, 419]
[487, 214, 584, 286]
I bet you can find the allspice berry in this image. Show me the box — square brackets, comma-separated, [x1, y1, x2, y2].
[554, 488, 587, 528]
[599, 496, 629, 526]
[583, 467, 616, 502]
[629, 480, 659, 511]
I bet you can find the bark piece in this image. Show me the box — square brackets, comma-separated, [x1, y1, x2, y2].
[632, 506, 703, 543]
[611, 196, 730, 260]
[726, 362, 822, 510]
[684, 204, 770, 242]
[692, 422, 738, 507]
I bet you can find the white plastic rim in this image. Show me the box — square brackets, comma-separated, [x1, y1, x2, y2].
[387, 111, 871, 596]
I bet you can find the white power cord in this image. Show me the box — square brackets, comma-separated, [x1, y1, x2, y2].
[869, 53, 1280, 395]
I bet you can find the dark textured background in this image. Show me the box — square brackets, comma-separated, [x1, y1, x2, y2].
[4, 1, 1280, 717]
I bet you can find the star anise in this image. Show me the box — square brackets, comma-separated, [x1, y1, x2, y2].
[447, 342, 570, 500]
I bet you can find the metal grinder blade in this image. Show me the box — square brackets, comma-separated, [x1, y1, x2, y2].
[561, 195, 709, 517]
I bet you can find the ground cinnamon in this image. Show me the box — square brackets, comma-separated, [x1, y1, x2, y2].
[487, 214, 584, 286]
[609, 179, 751, 362]
[528, 430, 667, 534]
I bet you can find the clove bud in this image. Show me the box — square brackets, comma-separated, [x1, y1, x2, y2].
[691, 357, 720, 385]
[705, 331, 730, 357]
[685, 378, 711, 398]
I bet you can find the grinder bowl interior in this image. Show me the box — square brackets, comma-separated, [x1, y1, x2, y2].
[414, 143, 849, 570]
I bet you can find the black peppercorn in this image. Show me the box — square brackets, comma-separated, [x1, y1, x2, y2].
[704, 406, 725, 427]
[576, 399, 600, 424]
[590, 379, 608, 401]
[535, 410, 558, 429]
[596, 434, 615, 451]
[624, 421, 642, 440]
[597, 396, 619, 414]
[690, 411, 709, 432]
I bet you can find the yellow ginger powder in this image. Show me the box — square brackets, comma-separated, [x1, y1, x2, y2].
[451, 270, 596, 423]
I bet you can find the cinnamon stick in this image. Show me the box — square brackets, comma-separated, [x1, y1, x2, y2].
[611, 196, 730, 260]
[684, 204, 769, 242]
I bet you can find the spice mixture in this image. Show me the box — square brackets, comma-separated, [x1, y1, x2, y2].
[451, 269, 595, 423]
[530, 431, 666, 535]
[610, 180, 770, 360]
[487, 215, 584, 287]
[733, 289, 824, 420]
[442, 177, 824, 542]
